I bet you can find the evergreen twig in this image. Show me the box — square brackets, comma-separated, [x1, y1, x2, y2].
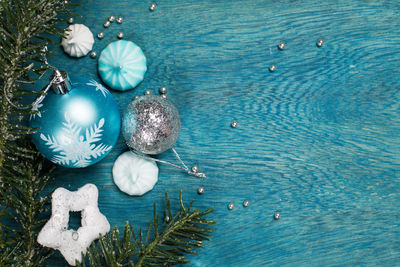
[77, 191, 216, 267]
[0, 0, 73, 266]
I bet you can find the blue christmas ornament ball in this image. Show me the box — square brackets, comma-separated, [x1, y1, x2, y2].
[30, 76, 120, 168]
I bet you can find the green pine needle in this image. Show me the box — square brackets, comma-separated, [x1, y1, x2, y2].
[77, 191, 216, 267]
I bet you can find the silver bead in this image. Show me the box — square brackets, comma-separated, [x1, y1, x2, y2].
[269, 65, 276, 72]
[277, 42, 285, 50]
[117, 32, 124, 39]
[144, 90, 151, 95]
[90, 51, 97, 58]
[104, 20, 111, 28]
[161, 94, 167, 99]
[116, 16, 123, 24]
[227, 203, 234, 210]
[231, 121, 238, 128]
[274, 212, 281, 220]
[164, 215, 170, 223]
[191, 165, 198, 173]
[108, 15, 116, 22]
[134, 96, 140, 100]
[63, 0, 69, 4]
[72, 231, 79, 241]
[67, 17, 74, 24]
[97, 32, 104, 39]
[149, 3, 157, 11]
[159, 86, 167, 95]
[197, 187, 204, 195]
[243, 200, 250, 207]
[316, 39, 324, 47]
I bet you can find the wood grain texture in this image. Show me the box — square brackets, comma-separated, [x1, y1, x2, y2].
[38, 0, 400, 265]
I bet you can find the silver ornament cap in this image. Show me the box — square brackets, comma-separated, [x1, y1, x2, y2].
[122, 95, 181, 155]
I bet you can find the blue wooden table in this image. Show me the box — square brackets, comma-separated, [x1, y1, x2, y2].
[43, 0, 400, 265]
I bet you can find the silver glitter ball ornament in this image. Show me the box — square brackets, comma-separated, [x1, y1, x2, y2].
[104, 20, 111, 28]
[197, 187, 204, 195]
[227, 203, 234, 210]
[116, 16, 123, 24]
[269, 65, 276, 72]
[278, 42, 285, 50]
[231, 121, 238, 128]
[159, 86, 167, 95]
[122, 95, 181, 155]
[109, 15, 116, 22]
[243, 200, 250, 207]
[90, 51, 97, 58]
[317, 39, 324, 47]
[149, 3, 157, 11]
[117, 32, 124, 39]
[274, 212, 281, 220]
[97, 32, 104, 39]
[67, 17, 74, 24]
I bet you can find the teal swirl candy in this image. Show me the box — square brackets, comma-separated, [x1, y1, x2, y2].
[98, 40, 147, 91]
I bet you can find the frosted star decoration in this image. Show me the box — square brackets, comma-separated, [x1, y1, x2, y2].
[37, 184, 110, 266]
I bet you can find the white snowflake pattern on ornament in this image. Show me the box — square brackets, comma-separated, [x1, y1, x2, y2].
[86, 79, 109, 97]
[40, 112, 112, 167]
[30, 97, 44, 119]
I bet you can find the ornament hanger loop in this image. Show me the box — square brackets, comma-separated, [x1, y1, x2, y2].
[134, 147, 206, 178]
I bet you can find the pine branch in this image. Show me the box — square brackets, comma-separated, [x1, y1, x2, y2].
[77, 191, 216, 267]
[0, 138, 55, 266]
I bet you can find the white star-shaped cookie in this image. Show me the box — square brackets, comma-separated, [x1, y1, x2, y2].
[37, 184, 110, 266]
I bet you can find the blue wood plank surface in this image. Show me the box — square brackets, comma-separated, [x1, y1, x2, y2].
[38, 0, 400, 265]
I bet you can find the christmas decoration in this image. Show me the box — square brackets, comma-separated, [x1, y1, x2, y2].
[112, 151, 159, 196]
[61, 24, 94, 58]
[37, 184, 110, 266]
[122, 95, 180, 155]
[76, 191, 215, 267]
[30, 71, 120, 168]
[98, 40, 147, 91]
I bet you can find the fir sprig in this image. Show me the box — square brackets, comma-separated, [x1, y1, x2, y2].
[77, 191, 216, 267]
[0, 0, 73, 266]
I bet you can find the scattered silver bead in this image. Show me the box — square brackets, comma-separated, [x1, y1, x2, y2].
[90, 51, 97, 59]
[227, 203, 234, 210]
[72, 231, 79, 241]
[277, 42, 285, 50]
[104, 20, 111, 28]
[161, 94, 167, 99]
[144, 90, 151, 95]
[134, 96, 140, 100]
[231, 121, 238, 128]
[108, 15, 116, 22]
[191, 165, 199, 173]
[269, 65, 276, 72]
[116, 16, 123, 24]
[159, 86, 167, 95]
[97, 32, 104, 39]
[274, 212, 281, 220]
[243, 200, 250, 207]
[149, 3, 157, 11]
[197, 187, 204, 195]
[63, 0, 69, 4]
[67, 17, 74, 24]
[316, 39, 324, 47]
[117, 32, 124, 39]
[164, 215, 170, 223]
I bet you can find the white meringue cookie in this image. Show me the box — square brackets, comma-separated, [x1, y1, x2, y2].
[112, 151, 159, 196]
[61, 24, 94, 58]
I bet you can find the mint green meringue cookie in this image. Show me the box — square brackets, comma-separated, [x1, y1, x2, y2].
[112, 151, 158, 196]
[98, 40, 147, 91]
